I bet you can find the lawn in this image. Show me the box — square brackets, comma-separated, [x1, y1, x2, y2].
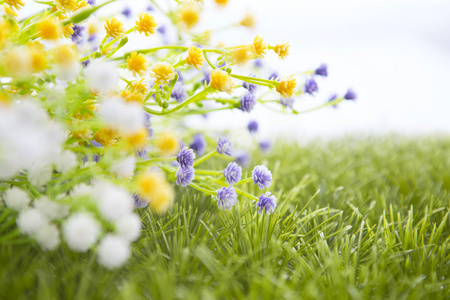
[1, 136, 449, 299]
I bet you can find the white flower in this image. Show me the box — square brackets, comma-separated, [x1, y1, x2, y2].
[63, 213, 101, 252]
[27, 161, 53, 187]
[70, 183, 95, 197]
[97, 235, 130, 269]
[98, 97, 144, 134]
[3, 187, 30, 211]
[35, 223, 60, 251]
[17, 208, 48, 236]
[110, 156, 136, 178]
[94, 182, 133, 222]
[34, 196, 69, 220]
[55, 62, 81, 82]
[116, 214, 141, 242]
[84, 61, 118, 92]
[54, 150, 78, 173]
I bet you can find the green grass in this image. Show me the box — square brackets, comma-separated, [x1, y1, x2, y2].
[1, 136, 450, 299]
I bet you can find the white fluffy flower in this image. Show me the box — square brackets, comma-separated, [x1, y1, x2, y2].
[110, 156, 136, 178]
[27, 161, 53, 187]
[116, 214, 141, 242]
[3, 187, 30, 211]
[97, 235, 130, 269]
[63, 213, 101, 252]
[97, 97, 144, 134]
[55, 62, 81, 82]
[94, 182, 134, 222]
[34, 196, 69, 220]
[35, 223, 60, 251]
[84, 61, 118, 92]
[17, 208, 48, 236]
[70, 183, 95, 197]
[54, 150, 78, 173]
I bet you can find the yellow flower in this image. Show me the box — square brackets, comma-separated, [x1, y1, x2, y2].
[231, 47, 251, 66]
[104, 17, 124, 39]
[215, 0, 229, 6]
[5, 0, 24, 10]
[87, 21, 99, 35]
[185, 46, 204, 70]
[130, 79, 148, 95]
[28, 41, 47, 73]
[121, 90, 145, 105]
[38, 18, 61, 40]
[209, 69, 235, 94]
[55, 0, 77, 11]
[127, 52, 148, 76]
[136, 170, 165, 199]
[273, 41, 290, 60]
[136, 13, 157, 36]
[178, 4, 200, 29]
[125, 128, 148, 150]
[251, 36, 267, 59]
[156, 132, 180, 156]
[276, 75, 297, 99]
[0, 18, 16, 46]
[3, 47, 32, 78]
[53, 44, 77, 67]
[63, 23, 74, 38]
[150, 62, 175, 85]
[240, 13, 256, 29]
[4, 6, 18, 16]
[94, 127, 119, 147]
[149, 184, 174, 215]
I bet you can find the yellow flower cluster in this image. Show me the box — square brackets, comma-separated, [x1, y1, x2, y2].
[210, 69, 235, 94]
[127, 52, 148, 76]
[276, 75, 297, 99]
[178, 4, 200, 29]
[136, 170, 174, 214]
[251, 36, 267, 59]
[136, 13, 157, 36]
[104, 17, 124, 39]
[185, 46, 204, 70]
[274, 41, 290, 60]
[156, 132, 180, 156]
[150, 62, 176, 85]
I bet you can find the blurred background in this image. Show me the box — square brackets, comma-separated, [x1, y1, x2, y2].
[20, 0, 450, 140]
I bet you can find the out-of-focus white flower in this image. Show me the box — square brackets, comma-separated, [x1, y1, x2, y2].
[70, 183, 95, 197]
[17, 208, 48, 236]
[3, 187, 30, 211]
[35, 223, 60, 251]
[63, 212, 101, 252]
[110, 156, 136, 178]
[34, 196, 69, 220]
[27, 161, 53, 187]
[98, 97, 144, 134]
[97, 235, 130, 269]
[55, 62, 81, 82]
[116, 214, 141, 242]
[94, 181, 134, 222]
[84, 61, 118, 92]
[54, 150, 78, 173]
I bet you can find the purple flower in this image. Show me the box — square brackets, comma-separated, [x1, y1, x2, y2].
[217, 61, 226, 68]
[176, 71, 184, 82]
[71, 25, 84, 43]
[217, 137, 233, 156]
[81, 60, 90, 67]
[157, 25, 166, 35]
[279, 97, 294, 109]
[344, 89, 357, 101]
[87, 0, 95, 5]
[240, 93, 256, 113]
[254, 58, 263, 68]
[259, 140, 271, 153]
[216, 186, 237, 210]
[177, 147, 195, 169]
[328, 94, 338, 108]
[247, 120, 258, 134]
[202, 70, 211, 85]
[268, 72, 278, 80]
[223, 162, 242, 185]
[133, 194, 148, 208]
[252, 165, 272, 189]
[242, 74, 257, 94]
[146, 5, 154, 11]
[171, 82, 187, 103]
[235, 151, 250, 167]
[190, 134, 206, 156]
[176, 167, 195, 187]
[122, 7, 132, 18]
[304, 78, 318, 95]
[136, 149, 148, 159]
[315, 64, 328, 77]
[256, 192, 277, 214]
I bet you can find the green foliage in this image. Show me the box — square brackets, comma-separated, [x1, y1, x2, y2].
[1, 136, 449, 299]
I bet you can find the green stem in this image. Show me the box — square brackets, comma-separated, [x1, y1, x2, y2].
[193, 150, 218, 167]
[115, 46, 189, 60]
[189, 183, 216, 196]
[236, 177, 253, 185]
[297, 98, 343, 114]
[195, 170, 222, 176]
[234, 187, 259, 201]
[137, 156, 176, 165]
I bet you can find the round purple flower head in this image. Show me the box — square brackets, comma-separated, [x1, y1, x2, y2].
[122, 7, 132, 18]
[247, 120, 258, 134]
[252, 165, 272, 189]
[146, 5, 154, 11]
[243, 74, 257, 94]
[256, 192, 277, 214]
[344, 89, 357, 101]
[216, 186, 237, 210]
[259, 140, 271, 153]
[235, 151, 250, 167]
[171, 82, 187, 103]
[177, 147, 195, 169]
[315, 64, 328, 77]
[254, 58, 263, 68]
[240, 93, 256, 113]
[223, 162, 242, 186]
[304, 78, 319, 95]
[268, 72, 278, 80]
[157, 25, 166, 35]
[217, 137, 233, 156]
[71, 25, 84, 43]
[133, 194, 148, 208]
[87, 0, 95, 5]
[176, 167, 195, 187]
[202, 70, 211, 85]
[190, 133, 206, 156]
[279, 97, 294, 109]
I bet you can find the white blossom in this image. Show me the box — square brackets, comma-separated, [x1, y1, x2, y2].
[97, 97, 144, 134]
[3, 187, 30, 211]
[17, 209, 48, 236]
[116, 214, 141, 242]
[94, 182, 134, 222]
[84, 61, 118, 92]
[110, 156, 136, 178]
[54, 150, 78, 173]
[35, 223, 60, 251]
[63, 213, 101, 252]
[97, 235, 130, 269]
[34, 196, 69, 220]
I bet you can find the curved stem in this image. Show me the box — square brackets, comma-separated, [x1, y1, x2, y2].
[193, 150, 218, 167]
[189, 183, 216, 196]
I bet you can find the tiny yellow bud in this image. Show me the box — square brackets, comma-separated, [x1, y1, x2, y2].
[273, 41, 290, 60]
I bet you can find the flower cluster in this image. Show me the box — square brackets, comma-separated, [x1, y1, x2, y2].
[0, 0, 353, 269]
